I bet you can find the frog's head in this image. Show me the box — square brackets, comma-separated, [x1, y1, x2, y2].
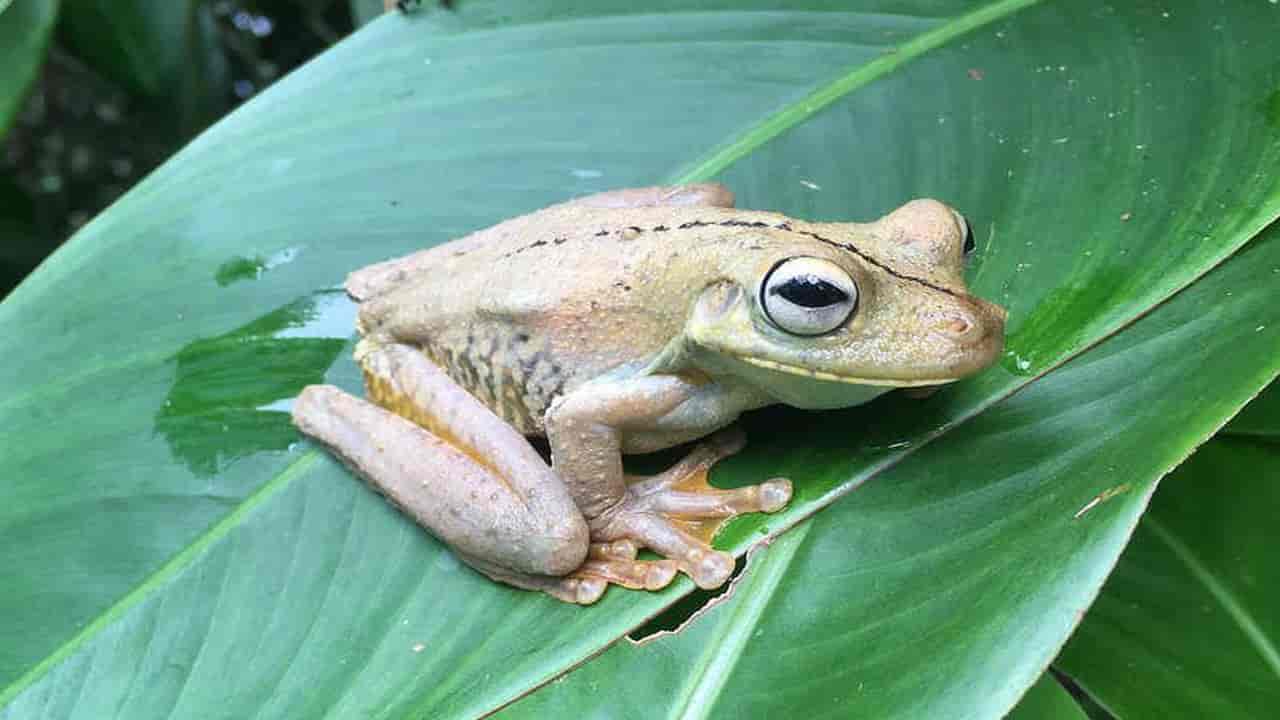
[686, 199, 1006, 409]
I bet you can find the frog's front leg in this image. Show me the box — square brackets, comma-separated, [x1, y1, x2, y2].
[293, 344, 679, 604]
[548, 377, 793, 589]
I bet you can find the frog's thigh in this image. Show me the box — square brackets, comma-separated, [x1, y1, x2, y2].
[564, 183, 735, 209]
[293, 371, 586, 573]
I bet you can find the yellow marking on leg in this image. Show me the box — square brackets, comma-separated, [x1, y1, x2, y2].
[363, 370, 516, 493]
[668, 466, 731, 547]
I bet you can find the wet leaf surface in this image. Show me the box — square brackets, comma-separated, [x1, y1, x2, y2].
[2, 1, 1278, 717]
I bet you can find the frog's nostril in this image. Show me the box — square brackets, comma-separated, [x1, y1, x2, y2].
[934, 314, 974, 339]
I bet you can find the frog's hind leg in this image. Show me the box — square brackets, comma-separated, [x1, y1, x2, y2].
[292, 344, 679, 604]
[292, 383, 593, 592]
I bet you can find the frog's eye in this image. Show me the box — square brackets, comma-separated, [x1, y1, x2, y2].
[760, 257, 858, 336]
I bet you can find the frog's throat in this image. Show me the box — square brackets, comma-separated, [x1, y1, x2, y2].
[737, 356, 958, 387]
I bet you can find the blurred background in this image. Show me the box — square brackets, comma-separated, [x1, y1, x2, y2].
[0, 0, 393, 299]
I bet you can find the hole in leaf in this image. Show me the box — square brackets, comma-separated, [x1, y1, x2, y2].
[627, 554, 746, 642]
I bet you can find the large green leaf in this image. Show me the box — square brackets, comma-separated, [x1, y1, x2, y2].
[502, 225, 1280, 719]
[1056, 435, 1280, 719]
[2, 1, 1278, 717]
[0, 0, 59, 140]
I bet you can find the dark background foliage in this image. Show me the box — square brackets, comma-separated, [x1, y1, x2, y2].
[1, 0, 357, 298]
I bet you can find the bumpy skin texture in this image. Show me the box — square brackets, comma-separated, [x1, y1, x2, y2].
[292, 184, 1005, 604]
[350, 191, 1004, 432]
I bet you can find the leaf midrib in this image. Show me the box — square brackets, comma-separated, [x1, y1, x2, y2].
[669, 0, 1044, 184]
[1143, 515, 1280, 678]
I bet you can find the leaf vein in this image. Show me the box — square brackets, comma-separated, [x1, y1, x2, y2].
[0, 451, 324, 708]
[670, 0, 1045, 183]
[1143, 515, 1280, 679]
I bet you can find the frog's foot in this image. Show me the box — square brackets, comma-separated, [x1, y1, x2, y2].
[594, 428, 792, 589]
[577, 539, 679, 592]
[461, 540, 677, 605]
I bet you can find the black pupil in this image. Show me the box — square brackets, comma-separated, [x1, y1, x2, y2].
[962, 222, 976, 254]
[773, 274, 847, 308]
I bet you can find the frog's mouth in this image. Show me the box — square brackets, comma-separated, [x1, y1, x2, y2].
[738, 356, 958, 387]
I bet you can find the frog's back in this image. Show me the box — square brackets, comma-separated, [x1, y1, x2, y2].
[346, 201, 788, 299]
[347, 202, 790, 435]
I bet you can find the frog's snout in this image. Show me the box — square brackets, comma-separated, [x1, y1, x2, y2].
[929, 296, 1006, 362]
[932, 312, 977, 341]
[985, 299, 1009, 324]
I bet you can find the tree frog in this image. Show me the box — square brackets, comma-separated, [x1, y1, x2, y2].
[292, 184, 1005, 604]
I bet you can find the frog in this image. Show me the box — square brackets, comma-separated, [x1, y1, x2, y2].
[292, 183, 1006, 604]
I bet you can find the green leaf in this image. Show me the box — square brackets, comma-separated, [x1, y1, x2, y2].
[1007, 674, 1089, 720]
[1225, 380, 1279, 438]
[0, 0, 59, 141]
[501, 225, 1280, 719]
[58, 0, 230, 133]
[2, 1, 1279, 717]
[1056, 436, 1280, 719]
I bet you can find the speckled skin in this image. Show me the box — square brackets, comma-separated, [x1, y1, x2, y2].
[292, 184, 1005, 604]
[350, 190, 1004, 443]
